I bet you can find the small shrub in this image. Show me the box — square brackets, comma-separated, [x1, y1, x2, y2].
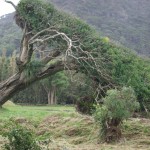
[94, 87, 139, 143]
[3, 125, 41, 150]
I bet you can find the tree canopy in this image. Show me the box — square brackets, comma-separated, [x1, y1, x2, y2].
[0, 0, 149, 110]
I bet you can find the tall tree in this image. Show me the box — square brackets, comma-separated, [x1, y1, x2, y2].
[41, 71, 69, 105]
[0, 0, 149, 110]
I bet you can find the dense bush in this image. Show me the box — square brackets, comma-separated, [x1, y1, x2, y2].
[107, 46, 150, 111]
[3, 126, 41, 150]
[94, 87, 139, 142]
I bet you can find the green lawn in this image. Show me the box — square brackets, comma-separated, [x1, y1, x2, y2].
[0, 104, 75, 121]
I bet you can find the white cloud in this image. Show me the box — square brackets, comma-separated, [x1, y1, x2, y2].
[0, 0, 20, 17]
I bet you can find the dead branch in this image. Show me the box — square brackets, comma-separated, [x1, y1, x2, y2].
[28, 28, 112, 85]
[0, 25, 112, 106]
[5, 0, 17, 10]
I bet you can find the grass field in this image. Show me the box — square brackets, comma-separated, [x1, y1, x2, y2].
[0, 103, 150, 150]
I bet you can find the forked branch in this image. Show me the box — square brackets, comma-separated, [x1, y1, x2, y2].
[29, 28, 111, 84]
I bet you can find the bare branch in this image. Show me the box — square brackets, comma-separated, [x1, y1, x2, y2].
[28, 27, 112, 85]
[41, 50, 61, 64]
[5, 0, 17, 10]
[0, 25, 111, 106]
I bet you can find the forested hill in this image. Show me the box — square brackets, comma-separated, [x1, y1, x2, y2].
[0, 0, 150, 56]
[49, 0, 150, 56]
[0, 13, 22, 55]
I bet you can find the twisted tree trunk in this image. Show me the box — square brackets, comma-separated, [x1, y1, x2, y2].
[0, 2, 76, 106]
[0, 29, 76, 106]
[0, 61, 65, 106]
[0, 25, 76, 107]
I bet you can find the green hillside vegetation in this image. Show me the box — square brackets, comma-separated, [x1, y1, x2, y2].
[0, 14, 22, 56]
[50, 0, 150, 56]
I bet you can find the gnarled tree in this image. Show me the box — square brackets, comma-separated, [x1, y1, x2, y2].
[0, 0, 111, 106]
[0, 0, 149, 110]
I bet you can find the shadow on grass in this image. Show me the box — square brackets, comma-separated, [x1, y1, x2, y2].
[0, 107, 9, 112]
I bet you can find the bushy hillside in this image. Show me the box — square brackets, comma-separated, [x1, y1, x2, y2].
[49, 0, 150, 56]
[0, 0, 150, 56]
[0, 13, 22, 55]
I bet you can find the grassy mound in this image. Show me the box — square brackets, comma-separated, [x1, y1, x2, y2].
[2, 100, 15, 107]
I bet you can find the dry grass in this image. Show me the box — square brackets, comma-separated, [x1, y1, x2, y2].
[0, 105, 150, 150]
[2, 101, 15, 107]
[37, 115, 150, 150]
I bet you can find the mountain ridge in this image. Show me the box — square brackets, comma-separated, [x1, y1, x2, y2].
[0, 0, 150, 56]
[49, 0, 150, 56]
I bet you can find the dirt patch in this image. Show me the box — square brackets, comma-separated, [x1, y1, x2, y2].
[36, 127, 50, 136]
[65, 128, 81, 136]
[130, 118, 150, 125]
[37, 115, 150, 150]
[14, 117, 27, 123]
[139, 118, 150, 124]
[42, 116, 61, 124]
[37, 116, 62, 136]
[0, 136, 7, 149]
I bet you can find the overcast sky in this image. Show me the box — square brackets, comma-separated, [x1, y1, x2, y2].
[0, 0, 20, 17]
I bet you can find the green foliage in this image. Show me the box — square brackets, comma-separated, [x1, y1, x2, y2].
[101, 37, 110, 43]
[12, 82, 47, 104]
[16, 0, 55, 32]
[105, 87, 139, 120]
[3, 125, 41, 150]
[23, 60, 44, 80]
[17, 0, 108, 81]
[56, 73, 94, 104]
[17, 0, 100, 52]
[94, 87, 139, 124]
[41, 71, 69, 89]
[16, 0, 150, 88]
[94, 87, 139, 141]
[108, 46, 150, 110]
[0, 0, 149, 109]
[76, 96, 95, 115]
[0, 52, 17, 82]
